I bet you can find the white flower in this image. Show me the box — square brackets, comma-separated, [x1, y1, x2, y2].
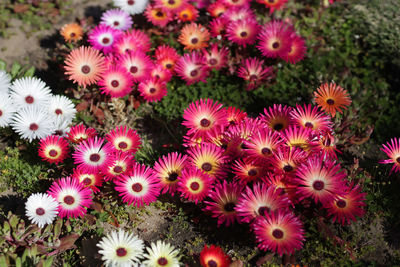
[113, 0, 149, 15]
[11, 106, 55, 142]
[0, 70, 11, 94]
[97, 229, 145, 267]
[49, 95, 76, 123]
[142, 240, 181, 267]
[25, 193, 59, 228]
[0, 93, 15, 127]
[9, 77, 52, 110]
[53, 116, 71, 137]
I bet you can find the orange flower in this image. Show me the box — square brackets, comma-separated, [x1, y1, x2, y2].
[314, 83, 352, 117]
[178, 23, 210, 50]
[60, 23, 83, 43]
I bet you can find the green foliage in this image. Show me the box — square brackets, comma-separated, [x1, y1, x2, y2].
[0, 147, 49, 197]
[0, 60, 35, 79]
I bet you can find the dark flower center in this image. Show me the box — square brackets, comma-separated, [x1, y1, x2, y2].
[116, 247, 127, 257]
[248, 168, 258, 176]
[49, 149, 58, 157]
[224, 202, 236, 212]
[118, 141, 128, 149]
[208, 260, 218, 267]
[55, 108, 63, 115]
[249, 74, 258, 81]
[283, 164, 293, 172]
[111, 80, 119, 88]
[336, 199, 347, 208]
[272, 42, 280, 49]
[82, 177, 92, 185]
[257, 206, 270, 215]
[158, 257, 168, 266]
[182, 13, 188, 18]
[102, 37, 110, 44]
[190, 69, 198, 77]
[191, 37, 199, 44]
[90, 153, 101, 162]
[305, 122, 313, 128]
[63, 195, 75, 205]
[168, 172, 178, 181]
[81, 65, 91, 74]
[130, 66, 138, 73]
[166, 63, 173, 69]
[36, 207, 45, 216]
[201, 162, 212, 172]
[0, 110, 2, 117]
[397, 157, 400, 164]
[312, 180, 325, 191]
[113, 166, 123, 173]
[326, 99, 335, 105]
[240, 31, 248, 37]
[272, 228, 284, 239]
[149, 87, 157, 94]
[190, 181, 200, 191]
[209, 58, 218, 65]
[25, 95, 34, 104]
[156, 11, 164, 17]
[114, 21, 120, 26]
[132, 183, 143, 192]
[70, 32, 76, 37]
[200, 118, 211, 127]
[29, 123, 39, 131]
[268, 0, 275, 3]
[261, 147, 272, 155]
[273, 123, 284, 131]
[55, 130, 63, 136]
[168, 0, 175, 5]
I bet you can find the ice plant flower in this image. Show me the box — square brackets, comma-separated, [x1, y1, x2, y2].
[209, 17, 228, 38]
[290, 104, 332, 133]
[64, 46, 106, 88]
[177, 3, 198, 22]
[150, 64, 172, 82]
[38, 135, 70, 164]
[155, 45, 180, 72]
[145, 5, 172, 27]
[0, 70, 11, 93]
[67, 124, 97, 144]
[25, 193, 59, 228]
[236, 184, 290, 223]
[207, 1, 227, 18]
[175, 52, 209, 85]
[182, 98, 228, 139]
[98, 65, 134, 98]
[142, 240, 181, 267]
[73, 137, 113, 173]
[47, 177, 93, 218]
[380, 137, 400, 173]
[0, 94, 15, 127]
[154, 152, 188, 195]
[243, 127, 283, 164]
[232, 158, 265, 184]
[178, 23, 210, 51]
[113, 0, 149, 15]
[257, 21, 293, 59]
[138, 78, 168, 102]
[226, 18, 260, 47]
[106, 125, 141, 154]
[222, 0, 249, 8]
[9, 77, 52, 110]
[252, 210, 305, 256]
[187, 142, 226, 179]
[178, 167, 213, 203]
[281, 34, 306, 64]
[97, 229, 144, 266]
[101, 152, 133, 181]
[156, 0, 187, 12]
[324, 183, 366, 225]
[199, 245, 231, 267]
[314, 83, 352, 117]
[203, 181, 242, 226]
[257, 0, 288, 14]
[281, 126, 313, 151]
[223, 6, 255, 22]
[114, 163, 160, 207]
[261, 104, 293, 132]
[60, 23, 83, 43]
[11, 106, 55, 142]
[203, 44, 229, 70]
[72, 168, 104, 193]
[295, 156, 346, 204]
[88, 24, 122, 54]
[118, 50, 153, 83]
[100, 8, 133, 30]
[48, 95, 76, 122]
[237, 57, 272, 90]
[271, 146, 307, 176]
